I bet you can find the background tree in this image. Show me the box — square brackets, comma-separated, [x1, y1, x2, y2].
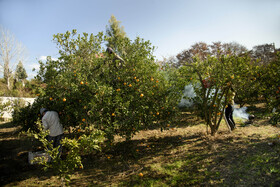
[15, 61, 28, 86]
[0, 26, 27, 90]
[251, 43, 277, 65]
[106, 15, 127, 55]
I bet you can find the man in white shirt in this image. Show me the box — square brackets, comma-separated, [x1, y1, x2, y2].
[40, 108, 64, 155]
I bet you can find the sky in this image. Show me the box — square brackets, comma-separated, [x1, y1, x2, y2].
[0, 0, 280, 79]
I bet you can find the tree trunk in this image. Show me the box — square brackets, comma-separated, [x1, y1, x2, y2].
[7, 75, 11, 90]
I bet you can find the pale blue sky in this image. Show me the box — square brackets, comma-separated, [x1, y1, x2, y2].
[0, 0, 279, 79]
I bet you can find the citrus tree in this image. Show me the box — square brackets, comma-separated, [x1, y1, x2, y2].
[12, 28, 179, 182]
[258, 52, 280, 124]
[180, 54, 254, 135]
[16, 29, 178, 142]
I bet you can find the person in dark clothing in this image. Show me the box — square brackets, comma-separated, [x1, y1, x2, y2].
[225, 88, 236, 131]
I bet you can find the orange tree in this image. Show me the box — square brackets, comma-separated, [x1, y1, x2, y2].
[179, 54, 254, 135]
[20, 29, 179, 141]
[258, 52, 280, 124]
[12, 29, 179, 182]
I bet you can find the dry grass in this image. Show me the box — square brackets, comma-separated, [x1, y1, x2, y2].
[1, 107, 280, 186]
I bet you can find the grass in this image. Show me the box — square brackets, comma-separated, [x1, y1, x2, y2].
[1, 104, 280, 186]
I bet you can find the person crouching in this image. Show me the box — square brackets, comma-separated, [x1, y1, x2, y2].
[40, 108, 64, 156]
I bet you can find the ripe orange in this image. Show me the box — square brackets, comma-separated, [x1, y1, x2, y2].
[63, 98, 66, 102]
[129, 84, 132, 87]
[139, 173, 143, 177]
[140, 93, 144, 97]
[116, 88, 121, 92]
[112, 113, 115, 116]
[124, 83, 127, 86]
[82, 118, 86, 122]
[80, 81, 84, 85]
[151, 77, 154, 81]
[134, 76, 137, 79]
[49, 97, 53, 101]
[156, 112, 159, 115]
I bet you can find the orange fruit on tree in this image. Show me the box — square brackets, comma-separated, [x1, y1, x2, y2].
[139, 172, 143, 177]
[140, 93, 144, 97]
[80, 81, 84, 85]
[49, 97, 53, 101]
[63, 98, 66, 102]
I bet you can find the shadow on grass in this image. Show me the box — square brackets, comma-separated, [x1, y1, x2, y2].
[1, 110, 279, 186]
[0, 122, 56, 186]
[68, 127, 280, 186]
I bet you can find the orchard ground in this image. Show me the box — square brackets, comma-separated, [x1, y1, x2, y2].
[0, 103, 280, 186]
